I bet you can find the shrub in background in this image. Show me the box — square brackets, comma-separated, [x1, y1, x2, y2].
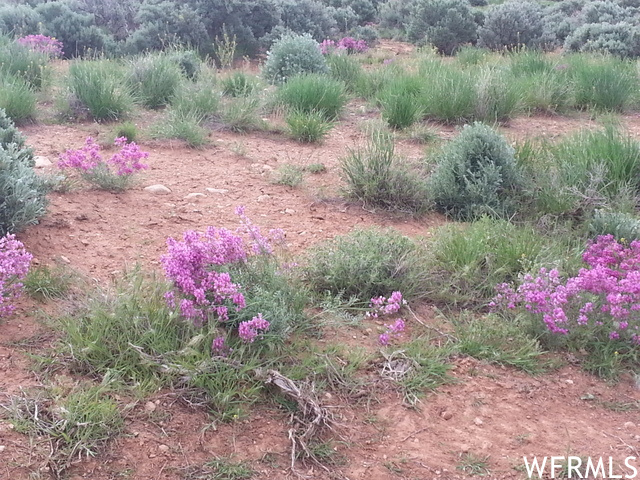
[0, 109, 48, 236]
[277, 74, 347, 120]
[341, 129, 430, 213]
[263, 33, 329, 84]
[0, 5, 42, 38]
[127, 53, 182, 109]
[169, 49, 202, 81]
[68, 60, 133, 121]
[564, 22, 640, 58]
[429, 122, 524, 220]
[478, 0, 545, 50]
[278, 0, 337, 41]
[407, 0, 477, 55]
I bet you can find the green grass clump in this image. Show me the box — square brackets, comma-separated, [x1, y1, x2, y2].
[0, 38, 49, 90]
[127, 53, 183, 109]
[112, 121, 138, 142]
[152, 110, 208, 148]
[455, 46, 491, 67]
[4, 385, 124, 477]
[285, 108, 334, 143]
[23, 265, 72, 301]
[474, 67, 522, 124]
[326, 53, 364, 93]
[568, 54, 638, 112]
[221, 71, 258, 97]
[219, 95, 264, 133]
[515, 69, 572, 115]
[453, 312, 545, 373]
[423, 217, 553, 306]
[170, 73, 220, 119]
[0, 73, 36, 124]
[378, 76, 423, 130]
[273, 163, 305, 186]
[419, 61, 476, 123]
[341, 128, 430, 213]
[68, 60, 133, 122]
[277, 74, 347, 121]
[303, 228, 425, 302]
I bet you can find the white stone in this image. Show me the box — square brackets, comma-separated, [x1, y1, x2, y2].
[184, 193, 205, 201]
[34, 156, 52, 168]
[144, 185, 171, 195]
[206, 188, 229, 194]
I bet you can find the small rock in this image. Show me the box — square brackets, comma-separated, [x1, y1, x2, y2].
[0, 445, 5, 453]
[59, 256, 71, 264]
[624, 421, 636, 430]
[149, 454, 157, 459]
[34, 156, 52, 168]
[324, 392, 333, 400]
[481, 441, 492, 450]
[144, 184, 172, 195]
[441, 411, 453, 421]
[474, 417, 484, 426]
[158, 444, 169, 453]
[261, 164, 273, 172]
[284, 208, 295, 215]
[144, 401, 156, 413]
[184, 193, 205, 201]
[257, 194, 270, 203]
[206, 188, 228, 194]
[565, 379, 574, 384]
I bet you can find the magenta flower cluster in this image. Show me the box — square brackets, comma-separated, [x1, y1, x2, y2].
[491, 235, 640, 344]
[320, 37, 368, 55]
[17, 34, 63, 58]
[238, 313, 270, 343]
[365, 291, 407, 345]
[0, 234, 32, 317]
[58, 137, 148, 177]
[163, 208, 279, 350]
[162, 227, 247, 326]
[367, 291, 405, 318]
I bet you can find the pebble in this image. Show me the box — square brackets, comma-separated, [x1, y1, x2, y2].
[206, 188, 229, 194]
[284, 208, 296, 215]
[158, 444, 169, 453]
[565, 379, 574, 384]
[257, 194, 270, 203]
[144, 184, 172, 195]
[441, 411, 453, 421]
[144, 401, 156, 413]
[0, 445, 5, 453]
[624, 421, 636, 430]
[184, 193, 205, 201]
[59, 256, 71, 264]
[474, 417, 484, 426]
[34, 156, 52, 168]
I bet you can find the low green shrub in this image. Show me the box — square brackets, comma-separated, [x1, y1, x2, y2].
[589, 210, 640, 241]
[341, 129, 430, 213]
[564, 22, 640, 59]
[429, 122, 524, 220]
[263, 33, 328, 84]
[303, 228, 425, 302]
[277, 74, 347, 120]
[0, 109, 48, 236]
[68, 60, 133, 122]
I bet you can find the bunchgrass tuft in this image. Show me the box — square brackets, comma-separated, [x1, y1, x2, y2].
[419, 61, 476, 123]
[221, 71, 258, 97]
[326, 53, 364, 93]
[127, 53, 183, 109]
[152, 110, 208, 148]
[67, 60, 133, 122]
[0, 38, 49, 90]
[340, 128, 430, 213]
[219, 95, 264, 133]
[23, 265, 72, 301]
[0, 73, 36, 124]
[273, 163, 305, 187]
[285, 108, 334, 143]
[277, 74, 347, 121]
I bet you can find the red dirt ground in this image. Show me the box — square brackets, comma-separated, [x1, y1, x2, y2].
[3, 97, 640, 480]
